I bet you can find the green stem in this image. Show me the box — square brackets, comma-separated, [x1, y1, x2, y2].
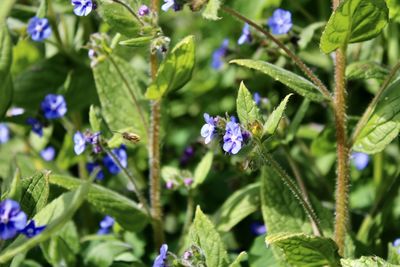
[102, 146, 150, 216]
[350, 61, 400, 145]
[221, 6, 332, 102]
[179, 190, 194, 248]
[333, 48, 349, 256]
[258, 146, 323, 236]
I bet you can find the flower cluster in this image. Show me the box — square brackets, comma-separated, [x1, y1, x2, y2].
[97, 215, 114, 235]
[27, 17, 52, 42]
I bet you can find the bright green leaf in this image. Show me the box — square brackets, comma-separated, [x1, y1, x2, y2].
[236, 82, 261, 127]
[119, 36, 154, 47]
[320, 0, 389, 53]
[49, 174, 149, 231]
[266, 233, 341, 267]
[202, 0, 221, 20]
[192, 151, 214, 188]
[146, 36, 195, 99]
[341, 256, 396, 266]
[264, 94, 292, 135]
[215, 183, 260, 232]
[190, 206, 230, 267]
[231, 59, 325, 102]
[20, 171, 50, 218]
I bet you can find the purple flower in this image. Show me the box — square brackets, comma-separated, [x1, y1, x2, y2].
[97, 216, 114, 235]
[161, 0, 182, 11]
[103, 145, 128, 174]
[250, 222, 267, 236]
[268, 9, 293, 35]
[184, 178, 193, 186]
[351, 152, 369, 170]
[180, 146, 195, 166]
[86, 162, 105, 180]
[138, 5, 150, 16]
[27, 17, 52, 42]
[153, 244, 168, 267]
[20, 220, 46, 238]
[200, 113, 217, 144]
[211, 39, 229, 70]
[74, 131, 86, 155]
[238, 23, 252, 45]
[40, 146, 56, 161]
[6, 107, 25, 117]
[71, 0, 93, 16]
[41, 94, 67, 120]
[0, 123, 10, 144]
[223, 121, 243, 155]
[73, 131, 101, 155]
[394, 238, 400, 254]
[27, 118, 43, 137]
[0, 199, 27, 240]
[166, 181, 175, 189]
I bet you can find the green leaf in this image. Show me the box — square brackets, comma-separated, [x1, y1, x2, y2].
[202, 0, 221, 20]
[320, 0, 389, 53]
[353, 78, 400, 154]
[89, 105, 101, 133]
[231, 59, 325, 102]
[214, 183, 260, 232]
[49, 174, 149, 231]
[386, 0, 400, 22]
[387, 241, 400, 264]
[192, 151, 214, 188]
[2, 167, 22, 201]
[0, 23, 12, 119]
[0, 0, 17, 21]
[264, 94, 292, 135]
[189, 206, 230, 267]
[298, 22, 325, 49]
[346, 61, 389, 80]
[145, 36, 195, 99]
[84, 240, 132, 267]
[236, 82, 260, 127]
[341, 256, 396, 266]
[266, 233, 341, 267]
[92, 55, 148, 143]
[20, 171, 50, 218]
[36, 0, 48, 18]
[229, 252, 248, 267]
[119, 36, 154, 47]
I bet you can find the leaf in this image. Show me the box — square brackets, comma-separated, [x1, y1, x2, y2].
[49, 174, 149, 231]
[231, 59, 325, 102]
[298, 22, 325, 49]
[145, 36, 195, 99]
[202, 0, 221, 20]
[264, 94, 292, 135]
[2, 167, 22, 201]
[236, 82, 260, 127]
[189, 206, 230, 267]
[0, 23, 12, 119]
[89, 105, 101, 133]
[387, 241, 400, 264]
[84, 240, 132, 267]
[119, 36, 154, 47]
[229, 251, 248, 267]
[320, 0, 389, 53]
[192, 151, 214, 188]
[266, 233, 341, 267]
[346, 61, 389, 80]
[20, 171, 50, 218]
[214, 183, 260, 232]
[341, 256, 396, 266]
[36, 0, 48, 18]
[386, 0, 400, 22]
[0, 0, 17, 21]
[353, 78, 400, 154]
[92, 55, 148, 143]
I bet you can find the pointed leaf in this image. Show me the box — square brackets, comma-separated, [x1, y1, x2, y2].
[320, 0, 389, 53]
[193, 151, 214, 188]
[236, 82, 261, 127]
[231, 59, 325, 102]
[20, 171, 50, 218]
[264, 94, 292, 135]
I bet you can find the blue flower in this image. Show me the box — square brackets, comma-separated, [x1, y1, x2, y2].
[200, 113, 216, 144]
[268, 9, 293, 35]
[351, 152, 369, 170]
[71, 0, 93, 16]
[0, 199, 27, 240]
[223, 121, 243, 155]
[74, 131, 86, 155]
[138, 5, 150, 16]
[97, 215, 114, 235]
[161, 0, 182, 12]
[250, 222, 267, 236]
[0, 123, 10, 144]
[40, 146, 56, 161]
[253, 92, 261, 105]
[86, 162, 105, 180]
[20, 220, 46, 238]
[211, 39, 229, 70]
[393, 238, 400, 254]
[6, 107, 25, 117]
[73, 131, 101, 155]
[103, 145, 128, 174]
[238, 23, 252, 45]
[153, 244, 168, 267]
[26, 118, 43, 137]
[41, 94, 67, 120]
[27, 17, 52, 42]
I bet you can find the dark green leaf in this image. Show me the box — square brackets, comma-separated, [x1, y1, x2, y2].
[320, 0, 389, 53]
[20, 171, 50, 218]
[146, 36, 195, 99]
[236, 82, 260, 127]
[0, 23, 12, 119]
[231, 59, 325, 102]
[49, 174, 149, 231]
[266, 233, 341, 267]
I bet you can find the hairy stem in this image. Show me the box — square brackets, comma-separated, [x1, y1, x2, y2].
[221, 6, 332, 101]
[333, 48, 349, 256]
[149, 0, 164, 249]
[258, 147, 323, 236]
[350, 61, 400, 145]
